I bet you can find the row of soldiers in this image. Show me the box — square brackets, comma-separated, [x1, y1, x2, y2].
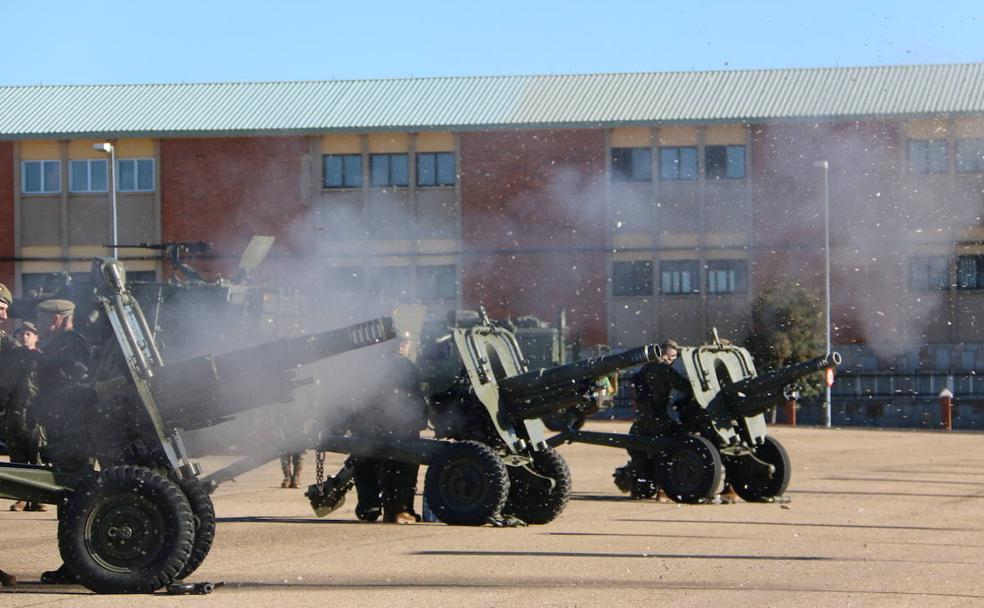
[0, 282, 89, 586]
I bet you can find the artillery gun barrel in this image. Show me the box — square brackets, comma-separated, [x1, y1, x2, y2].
[724, 352, 842, 417]
[501, 344, 661, 420]
[150, 317, 396, 429]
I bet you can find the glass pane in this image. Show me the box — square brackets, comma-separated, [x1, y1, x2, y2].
[370, 155, 389, 187]
[417, 153, 436, 186]
[324, 155, 342, 187]
[118, 160, 136, 191]
[631, 148, 652, 181]
[726, 146, 746, 178]
[928, 140, 948, 173]
[680, 147, 698, 180]
[705, 146, 726, 179]
[70, 160, 88, 192]
[418, 265, 457, 301]
[390, 154, 409, 187]
[43, 161, 61, 192]
[137, 159, 154, 190]
[436, 152, 455, 185]
[343, 155, 362, 187]
[908, 140, 927, 173]
[90, 159, 108, 191]
[23, 162, 41, 192]
[659, 148, 678, 180]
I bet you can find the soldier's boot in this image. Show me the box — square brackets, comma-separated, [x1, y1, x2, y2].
[9, 501, 26, 512]
[280, 461, 291, 489]
[0, 569, 15, 587]
[289, 464, 302, 489]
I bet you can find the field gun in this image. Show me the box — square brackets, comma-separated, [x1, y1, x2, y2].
[0, 258, 395, 593]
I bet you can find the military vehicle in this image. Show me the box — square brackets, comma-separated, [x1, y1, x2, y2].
[0, 257, 396, 593]
[553, 330, 841, 503]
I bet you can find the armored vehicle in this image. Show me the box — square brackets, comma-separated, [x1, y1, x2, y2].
[0, 258, 395, 593]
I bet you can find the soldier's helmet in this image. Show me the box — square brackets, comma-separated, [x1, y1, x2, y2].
[0, 282, 11, 305]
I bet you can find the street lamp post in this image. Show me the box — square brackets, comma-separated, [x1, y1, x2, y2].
[813, 160, 832, 428]
[93, 142, 118, 259]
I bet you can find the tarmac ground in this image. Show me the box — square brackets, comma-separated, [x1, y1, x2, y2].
[2, 422, 983, 607]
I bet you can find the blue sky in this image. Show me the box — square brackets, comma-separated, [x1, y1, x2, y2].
[1, 0, 980, 86]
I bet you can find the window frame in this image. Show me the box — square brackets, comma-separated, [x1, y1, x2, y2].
[610, 147, 653, 183]
[612, 260, 654, 296]
[956, 138, 984, 173]
[704, 145, 746, 180]
[416, 152, 455, 187]
[370, 153, 410, 188]
[21, 160, 61, 194]
[705, 259, 747, 294]
[117, 158, 156, 192]
[908, 139, 949, 175]
[658, 146, 699, 181]
[660, 260, 700, 295]
[323, 153, 364, 189]
[69, 159, 109, 193]
[956, 255, 984, 290]
[908, 255, 950, 291]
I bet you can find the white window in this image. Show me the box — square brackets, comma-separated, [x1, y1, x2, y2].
[69, 159, 109, 193]
[117, 158, 155, 192]
[21, 160, 61, 193]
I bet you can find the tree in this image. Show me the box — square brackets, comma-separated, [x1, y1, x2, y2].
[744, 284, 825, 398]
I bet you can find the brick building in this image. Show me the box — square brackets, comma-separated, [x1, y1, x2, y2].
[1, 63, 983, 392]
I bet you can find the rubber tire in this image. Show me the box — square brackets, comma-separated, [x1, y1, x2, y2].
[542, 408, 587, 432]
[504, 447, 571, 524]
[58, 466, 194, 594]
[424, 441, 509, 526]
[728, 435, 791, 502]
[658, 435, 724, 504]
[175, 478, 216, 580]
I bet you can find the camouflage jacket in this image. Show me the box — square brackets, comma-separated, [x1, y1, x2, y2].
[632, 361, 693, 425]
[0, 346, 42, 435]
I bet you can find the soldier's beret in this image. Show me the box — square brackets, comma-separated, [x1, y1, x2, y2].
[0, 283, 11, 305]
[37, 299, 75, 315]
[18, 321, 38, 334]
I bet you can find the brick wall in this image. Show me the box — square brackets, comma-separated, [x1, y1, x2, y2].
[0, 142, 13, 289]
[160, 137, 310, 283]
[459, 129, 608, 344]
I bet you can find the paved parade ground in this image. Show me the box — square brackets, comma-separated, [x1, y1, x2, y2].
[2, 423, 983, 607]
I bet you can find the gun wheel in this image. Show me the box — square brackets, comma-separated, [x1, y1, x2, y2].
[504, 447, 571, 524]
[174, 478, 216, 580]
[659, 436, 723, 504]
[58, 466, 194, 594]
[727, 435, 791, 502]
[424, 441, 509, 526]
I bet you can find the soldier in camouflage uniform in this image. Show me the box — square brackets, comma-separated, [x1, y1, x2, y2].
[0, 283, 18, 587]
[3, 322, 44, 512]
[351, 334, 429, 524]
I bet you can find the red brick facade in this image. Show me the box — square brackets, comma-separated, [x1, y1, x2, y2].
[160, 137, 310, 282]
[460, 130, 608, 344]
[0, 142, 14, 289]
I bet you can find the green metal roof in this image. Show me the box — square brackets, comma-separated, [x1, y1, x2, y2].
[1, 63, 982, 139]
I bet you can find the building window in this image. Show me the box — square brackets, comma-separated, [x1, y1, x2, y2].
[21, 160, 60, 194]
[658, 147, 698, 181]
[706, 260, 747, 294]
[908, 139, 948, 174]
[369, 266, 411, 303]
[370, 153, 409, 187]
[956, 139, 984, 173]
[323, 154, 363, 188]
[117, 158, 155, 192]
[610, 147, 652, 182]
[660, 260, 699, 294]
[417, 152, 455, 187]
[69, 159, 109, 193]
[612, 261, 653, 296]
[957, 255, 984, 290]
[909, 256, 949, 291]
[705, 145, 746, 179]
[417, 265, 457, 302]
